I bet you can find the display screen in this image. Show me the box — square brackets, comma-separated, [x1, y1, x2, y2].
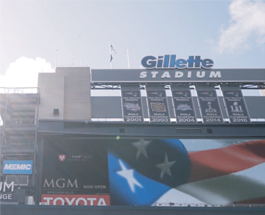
[41, 138, 265, 206]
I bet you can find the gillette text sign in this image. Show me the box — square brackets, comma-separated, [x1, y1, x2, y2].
[141, 55, 214, 69]
[91, 55, 265, 83]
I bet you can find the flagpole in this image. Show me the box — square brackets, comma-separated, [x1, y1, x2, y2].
[127, 48, 130, 69]
[109, 42, 113, 69]
[55, 49, 58, 68]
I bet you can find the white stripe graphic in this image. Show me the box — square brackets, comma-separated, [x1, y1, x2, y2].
[154, 188, 204, 205]
[180, 139, 252, 152]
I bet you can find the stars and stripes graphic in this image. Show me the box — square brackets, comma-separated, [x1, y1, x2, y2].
[108, 138, 265, 206]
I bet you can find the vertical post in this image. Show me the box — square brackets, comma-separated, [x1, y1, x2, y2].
[109, 43, 113, 69]
[55, 49, 58, 68]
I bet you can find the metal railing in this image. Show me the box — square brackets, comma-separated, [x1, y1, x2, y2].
[0, 87, 39, 94]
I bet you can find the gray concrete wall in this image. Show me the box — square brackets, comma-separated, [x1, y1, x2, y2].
[38, 73, 65, 120]
[38, 67, 91, 121]
[57, 67, 91, 121]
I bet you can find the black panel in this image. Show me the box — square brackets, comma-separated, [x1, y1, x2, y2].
[121, 85, 143, 123]
[171, 85, 197, 124]
[146, 85, 170, 123]
[245, 97, 265, 118]
[196, 86, 224, 124]
[221, 87, 250, 123]
[91, 97, 122, 118]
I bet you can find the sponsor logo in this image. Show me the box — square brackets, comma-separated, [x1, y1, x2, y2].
[141, 55, 214, 69]
[67, 154, 92, 161]
[4, 164, 31, 170]
[58, 154, 66, 161]
[41, 194, 110, 206]
[124, 103, 141, 112]
[43, 178, 78, 189]
[3, 160, 32, 174]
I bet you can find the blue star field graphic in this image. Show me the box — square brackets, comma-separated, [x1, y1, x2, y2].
[108, 139, 191, 205]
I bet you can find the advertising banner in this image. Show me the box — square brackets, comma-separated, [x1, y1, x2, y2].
[2, 160, 33, 175]
[171, 85, 196, 123]
[41, 137, 265, 206]
[197, 87, 223, 123]
[121, 85, 143, 123]
[146, 86, 170, 123]
[41, 194, 110, 206]
[222, 89, 250, 123]
[41, 139, 110, 205]
[0, 181, 15, 202]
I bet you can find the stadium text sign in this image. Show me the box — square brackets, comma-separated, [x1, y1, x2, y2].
[141, 55, 214, 69]
[139, 70, 221, 79]
[91, 68, 265, 83]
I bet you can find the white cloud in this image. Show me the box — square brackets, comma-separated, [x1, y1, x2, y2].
[0, 57, 55, 88]
[218, 0, 265, 53]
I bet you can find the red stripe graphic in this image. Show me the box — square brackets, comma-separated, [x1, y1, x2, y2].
[237, 196, 265, 204]
[188, 140, 265, 182]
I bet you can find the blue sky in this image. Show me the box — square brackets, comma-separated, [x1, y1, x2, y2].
[0, 0, 265, 87]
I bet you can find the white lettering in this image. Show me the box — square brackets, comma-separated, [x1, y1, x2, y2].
[3, 182, 14, 192]
[196, 71, 205, 78]
[56, 178, 65, 188]
[65, 197, 76, 205]
[42, 196, 109, 206]
[53, 197, 64, 205]
[76, 198, 87, 206]
[67, 179, 78, 188]
[43, 179, 78, 189]
[0, 194, 13, 200]
[44, 179, 54, 188]
[187, 71, 192, 78]
[98, 198, 107, 206]
[4, 164, 11, 170]
[175, 71, 184, 78]
[4, 164, 31, 170]
[139, 70, 222, 80]
[87, 198, 97, 206]
[161, 71, 170, 78]
[151, 71, 158, 78]
[43, 197, 53, 205]
[139, 71, 147, 78]
[209, 71, 221, 78]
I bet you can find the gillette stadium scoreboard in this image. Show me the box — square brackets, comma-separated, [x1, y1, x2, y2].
[91, 65, 265, 125]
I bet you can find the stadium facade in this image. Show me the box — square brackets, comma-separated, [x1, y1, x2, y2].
[1, 58, 265, 214]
